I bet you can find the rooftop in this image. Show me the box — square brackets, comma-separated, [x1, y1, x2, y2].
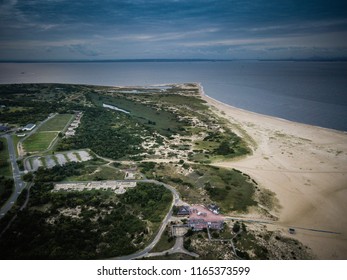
[23, 123, 36, 130]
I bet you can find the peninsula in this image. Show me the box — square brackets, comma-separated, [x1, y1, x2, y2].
[0, 83, 346, 260]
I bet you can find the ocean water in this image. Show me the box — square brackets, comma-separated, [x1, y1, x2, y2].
[1, 61, 346, 131]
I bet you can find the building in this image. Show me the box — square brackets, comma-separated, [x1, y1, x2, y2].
[65, 131, 75, 137]
[0, 125, 9, 132]
[207, 204, 220, 215]
[188, 219, 224, 231]
[177, 205, 190, 216]
[187, 205, 224, 231]
[22, 123, 36, 131]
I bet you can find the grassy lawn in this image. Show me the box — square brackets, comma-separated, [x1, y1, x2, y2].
[23, 114, 73, 153]
[150, 226, 175, 253]
[38, 114, 73, 132]
[0, 138, 12, 177]
[65, 165, 125, 181]
[12, 135, 20, 157]
[23, 131, 58, 153]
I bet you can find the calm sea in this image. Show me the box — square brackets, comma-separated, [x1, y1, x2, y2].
[1, 61, 347, 131]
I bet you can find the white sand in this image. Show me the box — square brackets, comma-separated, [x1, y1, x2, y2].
[200, 86, 347, 259]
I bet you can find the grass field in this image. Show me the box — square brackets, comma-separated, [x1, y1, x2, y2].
[12, 135, 20, 157]
[38, 114, 73, 132]
[23, 114, 73, 153]
[0, 138, 12, 177]
[88, 93, 185, 136]
[23, 131, 58, 152]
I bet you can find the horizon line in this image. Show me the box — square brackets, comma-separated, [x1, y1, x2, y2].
[1, 57, 347, 63]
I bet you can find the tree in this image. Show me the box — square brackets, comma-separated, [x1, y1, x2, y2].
[215, 141, 234, 155]
[23, 172, 33, 182]
[232, 222, 241, 233]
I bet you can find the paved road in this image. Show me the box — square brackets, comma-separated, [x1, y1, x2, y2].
[0, 134, 26, 219]
[110, 179, 180, 260]
[224, 216, 342, 235]
[146, 236, 199, 259]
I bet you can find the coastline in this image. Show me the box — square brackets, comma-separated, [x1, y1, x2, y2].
[198, 83, 347, 259]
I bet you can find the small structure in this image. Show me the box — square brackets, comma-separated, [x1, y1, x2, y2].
[0, 125, 9, 132]
[188, 219, 224, 231]
[177, 206, 190, 216]
[207, 204, 220, 215]
[65, 131, 75, 137]
[22, 123, 36, 131]
[65, 111, 82, 138]
[188, 205, 224, 231]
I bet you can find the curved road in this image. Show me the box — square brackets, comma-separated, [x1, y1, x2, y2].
[0, 134, 26, 219]
[110, 179, 180, 260]
[1, 114, 59, 218]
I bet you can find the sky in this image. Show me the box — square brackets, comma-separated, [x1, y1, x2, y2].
[0, 0, 347, 60]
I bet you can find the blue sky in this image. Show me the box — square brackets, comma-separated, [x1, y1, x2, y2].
[0, 0, 346, 60]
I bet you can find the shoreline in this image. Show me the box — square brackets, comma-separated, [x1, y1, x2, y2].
[198, 83, 347, 259]
[198, 82, 347, 135]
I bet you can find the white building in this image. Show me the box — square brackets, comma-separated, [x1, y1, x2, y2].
[22, 123, 36, 131]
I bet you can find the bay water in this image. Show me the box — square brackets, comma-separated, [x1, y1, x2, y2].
[1, 61, 346, 131]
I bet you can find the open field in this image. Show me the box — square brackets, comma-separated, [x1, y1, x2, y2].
[38, 114, 73, 132]
[23, 131, 58, 153]
[23, 114, 73, 153]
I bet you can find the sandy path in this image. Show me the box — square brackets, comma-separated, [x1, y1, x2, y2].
[200, 86, 347, 259]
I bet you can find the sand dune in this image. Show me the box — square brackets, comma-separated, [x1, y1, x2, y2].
[200, 87, 347, 259]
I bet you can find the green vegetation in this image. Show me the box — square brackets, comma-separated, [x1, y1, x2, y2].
[140, 162, 257, 213]
[231, 227, 311, 260]
[0, 164, 172, 259]
[34, 162, 84, 183]
[182, 222, 311, 260]
[150, 226, 175, 252]
[23, 131, 58, 152]
[65, 165, 125, 181]
[121, 183, 172, 223]
[257, 188, 280, 211]
[22, 114, 73, 153]
[38, 114, 73, 131]
[11, 135, 20, 157]
[88, 93, 187, 137]
[0, 83, 263, 260]
[0, 176, 14, 208]
[58, 108, 146, 160]
[192, 130, 250, 162]
[201, 166, 257, 212]
[0, 138, 11, 177]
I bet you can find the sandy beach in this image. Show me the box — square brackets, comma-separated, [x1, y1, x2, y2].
[199, 85, 347, 259]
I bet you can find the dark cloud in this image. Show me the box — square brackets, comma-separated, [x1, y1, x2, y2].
[0, 0, 346, 59]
